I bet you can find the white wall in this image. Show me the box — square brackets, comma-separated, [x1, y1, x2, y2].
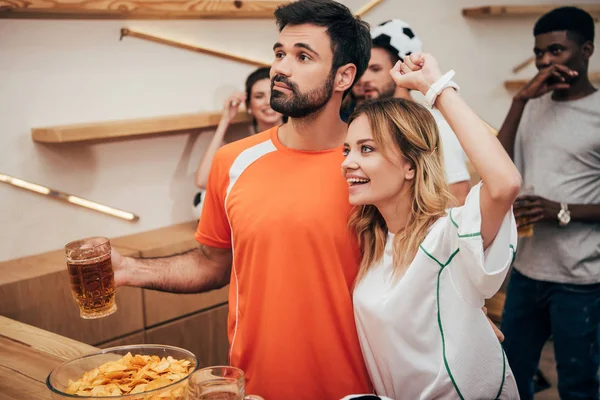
[1, 0, 598, 261]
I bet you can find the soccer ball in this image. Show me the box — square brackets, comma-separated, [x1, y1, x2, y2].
[192, 190, 205, 220]
[371, 19, 423, 61]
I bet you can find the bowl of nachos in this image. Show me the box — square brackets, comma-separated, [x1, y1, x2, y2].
[46, 344, 198, 399]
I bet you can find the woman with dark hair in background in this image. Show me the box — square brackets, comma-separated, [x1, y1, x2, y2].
[193, 67, 284, 218]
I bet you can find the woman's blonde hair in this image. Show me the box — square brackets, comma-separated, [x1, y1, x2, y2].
[347, 98, 454, 282]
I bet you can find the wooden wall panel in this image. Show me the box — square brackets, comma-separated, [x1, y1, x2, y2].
[0, 270, 144, 345]
[145, 305, 229, 368]
[144, 287, 228, 327]
[111, 221, 199, 258]
[111, 220, 229, 327]
[98, 331, 146, 349]
[0, 245, 138, 286]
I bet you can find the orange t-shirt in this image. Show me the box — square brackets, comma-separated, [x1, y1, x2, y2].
[195, 127, 371, 400]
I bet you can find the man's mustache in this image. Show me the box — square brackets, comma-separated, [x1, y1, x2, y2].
[271, 75, 298, 93]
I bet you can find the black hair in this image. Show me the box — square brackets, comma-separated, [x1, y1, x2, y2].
[274, 0, 372, 95]
[245, 67, 271, 109]
[245, 66, 288, 130]
[372, 40, 401, 65]
[534, 6, 595, 45]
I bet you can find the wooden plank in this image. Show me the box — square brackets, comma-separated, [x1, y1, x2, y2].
[512, 55, 535, 74]
[145, 305, 229, 368]
[467, 161, 480, 187]
[504, 71, 600, 90]
[355, 0, 385, 17]
[484, 291, 506, 324]
[0, 336, 67, 383]
[98, 331, 146, 348]
[0, 315, 96, 361]
[463, 4, 600, 18]
[31, 111, 252, 144]
[0, 366, 50, 400]
[110, 221, 199, 257]
[111, 221, 229, 327]
[536, 341, 560, 400]
[0, 249, 68, 286]
[121, 28, 271, 68]
[0, 323, 84, 399]
[0, 246, 138, 286]
[144, 287, 229, 327]
[0, 271, 145, 345]
[0, 0, 291, 20]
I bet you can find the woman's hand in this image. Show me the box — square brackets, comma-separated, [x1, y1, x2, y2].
[389, 53, 443, 96]
[222, 92, 247, 124]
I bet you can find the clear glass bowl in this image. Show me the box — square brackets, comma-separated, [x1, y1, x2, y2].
[46, 344, 198, 399]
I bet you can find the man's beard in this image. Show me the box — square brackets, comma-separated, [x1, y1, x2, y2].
[270, 71, 335, 118]
[365, 79, 396, 99]
[380, 80, 397, 99]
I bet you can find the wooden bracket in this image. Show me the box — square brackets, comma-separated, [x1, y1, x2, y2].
[355, 0, 385, 17]
[512, 56, 535, 74]
[120, 28, 270, 68]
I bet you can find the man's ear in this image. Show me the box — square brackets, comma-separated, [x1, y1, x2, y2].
[581, 40, 594, 60]
[336, 63, 357, 93]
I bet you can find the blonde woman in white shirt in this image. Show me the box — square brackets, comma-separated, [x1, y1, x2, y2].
[341, 53, 521, 399]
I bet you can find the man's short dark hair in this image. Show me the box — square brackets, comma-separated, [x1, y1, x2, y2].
[533, 6, 595, 45]
[274, 0, 371, 90]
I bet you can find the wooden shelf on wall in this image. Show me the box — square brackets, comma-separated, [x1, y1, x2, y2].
[462, 4, 600, 18]
[0, 0, 290, 20]
[504, 71, 600, 90]
[32, 111, 251, 144]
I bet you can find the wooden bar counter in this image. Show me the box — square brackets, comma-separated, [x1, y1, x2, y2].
[0, 221, 230, 373]
[0, 315, 98, 400]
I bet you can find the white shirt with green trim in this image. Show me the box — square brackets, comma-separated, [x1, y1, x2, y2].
[352, 183, 520, 400]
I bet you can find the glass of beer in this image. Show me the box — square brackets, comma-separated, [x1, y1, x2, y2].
[65, 237, 117, 319]
[186, 366, 264, 400]
[516, 185, 535, 238]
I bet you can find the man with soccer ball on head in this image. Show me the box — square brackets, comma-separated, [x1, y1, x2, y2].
[357, 19, 472, 206]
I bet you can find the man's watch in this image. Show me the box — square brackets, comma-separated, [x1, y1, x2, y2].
[558, 203, 571, 227]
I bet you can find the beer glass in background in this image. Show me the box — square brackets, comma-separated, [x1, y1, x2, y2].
[516, 185, 535, 238]
[65, 237, 117, 319]
[186, 366, 264, 400]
